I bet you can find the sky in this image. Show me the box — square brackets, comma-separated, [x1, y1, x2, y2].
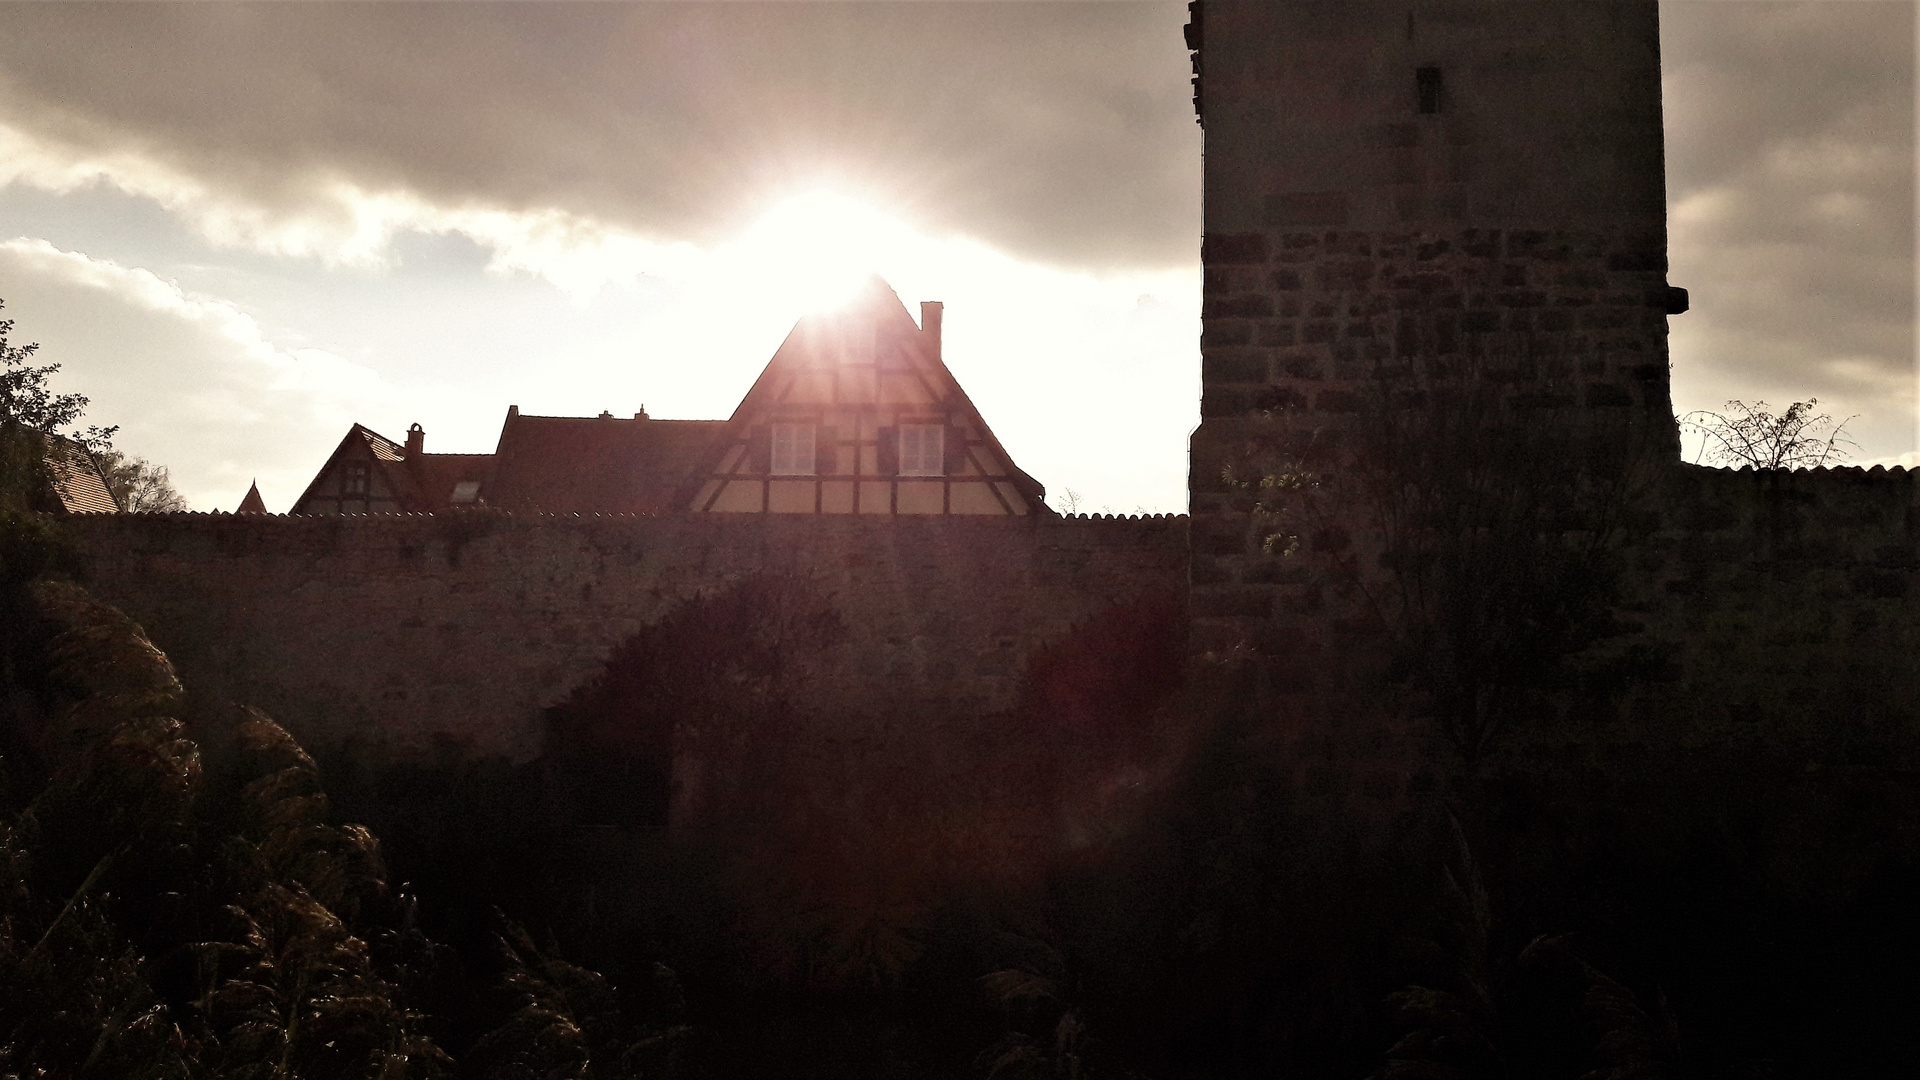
[0, 1, 1911, 513]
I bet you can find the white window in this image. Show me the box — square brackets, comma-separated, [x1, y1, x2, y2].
[898, 424, 945, 477]
[771, 423, 816, 475]
[450, 481, 481, 504]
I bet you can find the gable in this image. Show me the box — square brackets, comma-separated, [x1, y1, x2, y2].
[688, 278, 1047, 517]
[291, 425, 419, 515]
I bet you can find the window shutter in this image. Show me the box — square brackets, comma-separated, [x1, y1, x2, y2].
[876, 427, 898, 476]
[816, 426, 837, 475]
[748, 425, 771, 474]
[943, 425, 967, 475]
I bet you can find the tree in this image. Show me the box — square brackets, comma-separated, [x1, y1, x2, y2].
[1679, 399, 1857, 470]
[1, 298, 116, 448]
[2, 298, 188, 513]
[2, 298, 118, 514]
[93, 450, 189, 513]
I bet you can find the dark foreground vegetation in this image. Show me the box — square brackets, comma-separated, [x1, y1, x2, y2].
[9, 539, 1916, 1078]
[5, 299, 1919, 1076]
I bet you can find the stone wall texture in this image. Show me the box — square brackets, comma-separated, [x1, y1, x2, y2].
[1184, 1, 1920, 793]
[1191, 0, 1681, 654]
[1634, 466, 1920, 737]
[57, 512, 1188, 762]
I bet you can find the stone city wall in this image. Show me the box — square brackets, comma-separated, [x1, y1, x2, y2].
[1631, 465, 1920, 742]
[57, 512, 1188, 763]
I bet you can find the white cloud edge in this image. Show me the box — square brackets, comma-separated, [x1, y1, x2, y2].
[0, 120, 706, 301]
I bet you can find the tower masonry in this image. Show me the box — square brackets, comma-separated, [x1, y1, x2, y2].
[1189, 0, 1688, 656]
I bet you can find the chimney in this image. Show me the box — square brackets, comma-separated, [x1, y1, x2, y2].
[405, 422, 424, 457]
[921, 301, 944, 356]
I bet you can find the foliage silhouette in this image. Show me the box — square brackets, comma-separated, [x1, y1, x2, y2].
[1371, 815, 1680, 1080]
[94, 449, 191, 513]
[1, 297, 119, 518]
[976, 939, 1151, 1080]
[0, 526, 685, 1078]
[465, 913, 687, 1079]
[1679, 399, 1857, 470]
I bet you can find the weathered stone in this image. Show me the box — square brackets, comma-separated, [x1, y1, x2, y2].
[1584, 382, 1634, 407]
[1205, 232, 1268, 264]
[1202, 320, 1254, 346]
[1258, 322, 1298, 347]
[1207, 293, 1277, 318]
[1202, 348, 1269, 384]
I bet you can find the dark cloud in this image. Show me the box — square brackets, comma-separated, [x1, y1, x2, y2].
[0, 2, 1202, 269]
[0, 1, 1910, 464]
[1662, 1, 1915, 452]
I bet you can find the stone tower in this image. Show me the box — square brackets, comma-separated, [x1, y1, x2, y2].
[1188, 0, 1687, 659]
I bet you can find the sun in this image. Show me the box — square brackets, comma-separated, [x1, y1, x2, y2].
[727, 191, 914, 316]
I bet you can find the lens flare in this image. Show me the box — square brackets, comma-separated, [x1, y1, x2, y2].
[726, 191, 912, 315]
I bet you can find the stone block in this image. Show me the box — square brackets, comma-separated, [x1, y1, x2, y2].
[1326, 232, 1373, 256]
[1204, 232, 1268, 264]
[1851, 569, 1908, 599]
[1202, 320, 1254, 346]
[1253, 386, 1307, 413]
[1202, 348, 1269, 384]
[1316, 261, 1376, 291]
[1264, 191, 1351, 228]
[1459, 229, 1502, 258]
[1206, 293, 1277, 318]
[1201, 386, 1254, 417]
[1205, 267, 1259, 293]
[1270, 268, 1305, 290]
[1584, 382, 1634, 407]
[1258, 322, 1299, 347]
[1512, 391, 1576, 410]
[1190, 555, 1232, 586]
[1607, 249, 1666, 273]
[1280, 353, 1323, 379]
[1191, 586, 1274, 618]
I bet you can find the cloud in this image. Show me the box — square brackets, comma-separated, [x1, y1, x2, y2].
[1662, 1, 1915, 455]
[0, 238, 400, 510]
[0, 2, 1202, 280]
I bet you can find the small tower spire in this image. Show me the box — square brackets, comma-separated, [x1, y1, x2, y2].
[237, 481, 267, 514]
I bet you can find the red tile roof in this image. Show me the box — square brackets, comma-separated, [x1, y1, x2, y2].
[291, 412, 729, 515]
[484, 413, 726, 514]
[404, 453, 494, 509]
[43, 437, 119, 513]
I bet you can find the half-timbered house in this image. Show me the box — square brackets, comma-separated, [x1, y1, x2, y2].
[289, 278, 1048, 517]
[688, 278, 1045, 516]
